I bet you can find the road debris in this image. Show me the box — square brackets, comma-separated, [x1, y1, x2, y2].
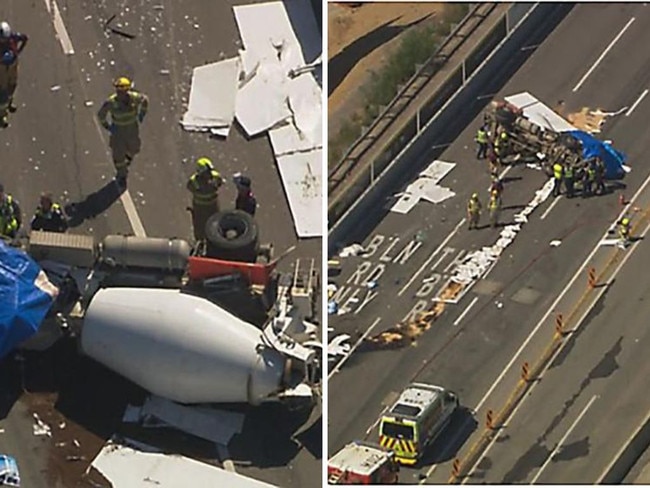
[339, 244, 365, 257]
[550, 240, 562, 247]
[32, 413, 52, 437]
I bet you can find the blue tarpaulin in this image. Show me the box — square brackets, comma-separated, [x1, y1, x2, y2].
[0, 454, 20, 487]
[568, 130, 628, 180]
[0, 240, 56, 359]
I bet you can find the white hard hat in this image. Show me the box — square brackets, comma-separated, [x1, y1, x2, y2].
[0, 22, 11, 39]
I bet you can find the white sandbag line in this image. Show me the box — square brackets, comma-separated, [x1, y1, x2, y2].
[434, 178, 555, 304]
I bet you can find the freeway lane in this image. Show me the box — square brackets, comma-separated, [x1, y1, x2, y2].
[470, 205, 650, 484]
[328, 2, 650, 483]
[0, 1, 321, 487]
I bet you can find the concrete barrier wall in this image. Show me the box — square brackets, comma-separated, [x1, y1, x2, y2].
[329, 3, 570, 255]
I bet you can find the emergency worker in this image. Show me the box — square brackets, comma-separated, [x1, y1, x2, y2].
[618, 217, 631, 246]
[0, 21, 28, 128]
[594, 158, 606, 195]
[0, 183, 21, 238]
[475, 125, 489, 159]
[187, 157, 223, 241]
[582, 162, 595, 198]
[552, 161, 563, 197]
[488, 189, 501, 228]
[97, 77, 149, 185]
[30, 192, 67, 233]
[563, 163, 575, 198]
[233, 174, 257, 217]
[467, 193, 482, 230]
[494, 130, 509, 163]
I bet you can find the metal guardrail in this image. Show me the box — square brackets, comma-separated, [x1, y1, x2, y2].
[328, 3, 496, 193]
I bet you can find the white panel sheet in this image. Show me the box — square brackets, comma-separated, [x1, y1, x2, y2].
[276, 151, 322, 237]
[505, 92, 577, 133]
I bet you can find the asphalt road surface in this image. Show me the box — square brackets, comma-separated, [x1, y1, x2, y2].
[328, 3, 650, 484]
[0, 1, 321, 487]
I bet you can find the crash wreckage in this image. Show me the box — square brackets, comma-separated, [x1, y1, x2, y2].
[1, 211, 321, 406]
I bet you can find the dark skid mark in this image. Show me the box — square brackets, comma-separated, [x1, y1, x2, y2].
[553, 436, 590, 462]
[502, 442, 550, 483]
[328, 14, 432, 95]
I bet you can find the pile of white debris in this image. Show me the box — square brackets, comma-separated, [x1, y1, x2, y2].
[181, 1, 322, 238]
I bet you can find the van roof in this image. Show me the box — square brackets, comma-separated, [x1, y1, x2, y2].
[328, 442, 393, 476]
[389, 383, 444, 419]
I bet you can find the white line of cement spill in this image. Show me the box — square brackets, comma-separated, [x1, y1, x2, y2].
[328, 317, 381, 380]
[626, 88, 649, 117]
[44, 0, 75, 55]
[531, 395, 598, 484]
[573, 17, 635, 92]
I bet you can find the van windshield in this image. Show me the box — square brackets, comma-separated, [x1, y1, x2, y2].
[381, 421, 415, 440]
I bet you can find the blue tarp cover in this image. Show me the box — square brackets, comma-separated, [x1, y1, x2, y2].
[0, 240, 55, 359]
[0, 454, 20, 486]
[568, 130, 628, 179]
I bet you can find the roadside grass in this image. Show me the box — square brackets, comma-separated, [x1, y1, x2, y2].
[328, 4, 470, 170]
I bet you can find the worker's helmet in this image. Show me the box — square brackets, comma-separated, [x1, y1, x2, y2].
[114, 77, 132, 90]
[196, 157, 214, 173]
[622, 218, 630, 225]
[472, 192, 478, 199]
[0, 22, 11, 39]
[500, 131, 508, 139]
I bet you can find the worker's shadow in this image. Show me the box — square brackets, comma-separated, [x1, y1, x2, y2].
[64, 180, 125, 228]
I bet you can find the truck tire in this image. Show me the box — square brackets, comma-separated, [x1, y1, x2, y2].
[205, 210, 259, 261]
[495, 107, 517, 128]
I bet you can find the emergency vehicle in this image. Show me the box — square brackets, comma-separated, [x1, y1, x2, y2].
[328, 441, 399, 484]
[378, 383, 459, 465]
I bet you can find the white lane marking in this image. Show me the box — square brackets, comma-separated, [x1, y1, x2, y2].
[625, 88, 649, 117]
[328, 317, 381, 379]
[598, 407, 650, 483]
[44, 0, 75, 55]
[474, 166, 650, 413]
[398, 218, 466, 297]
[540, 196, 562, 220]
[486, 166, 512, 191]
[453, 296, 479, 326]
[467, 195, 650, 483]
[572, 17, 635, 92]
[531, 395, 598, 484]
[120, 189, 146, 237]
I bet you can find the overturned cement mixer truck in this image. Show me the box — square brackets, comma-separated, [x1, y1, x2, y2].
[3, 215, 319, 407]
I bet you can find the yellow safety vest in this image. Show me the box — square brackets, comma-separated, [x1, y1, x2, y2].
[476, 129, 488, 144]
[98, 90, 148, 127]
[468, 199, 481, 213]
[189, 171, 222, 206]
[553, 163, 563, 179]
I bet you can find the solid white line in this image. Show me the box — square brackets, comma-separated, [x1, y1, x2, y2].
[398, 218, 466, 297]
[572, 17, 635, 92]
[486, 166, 512, 191]
[540, 196, 562, 220]
[474, 167, 650, 413]
[44, 0, 75, 55]
[328, 317, 381, 379]
[625, 89, 649, 117]
[120, 190, 147, 237]
[453, 296, 479, 326]
[531, 395, 598, 484]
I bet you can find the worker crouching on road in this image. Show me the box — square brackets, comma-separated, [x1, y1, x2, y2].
[187, 157, 223, 241]
[98, 77, 148, 186]
[233, 173, 257, 217]
[467, 193, 482, 230]
[30, 192, 68, 233]
[618, 217, 631, 248]
[0, 183, 21, 238]
[0, 21, 28, 128]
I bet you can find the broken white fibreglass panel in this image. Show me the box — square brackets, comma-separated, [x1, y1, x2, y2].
[390, 160, 456, 214]
[505, 92, 577, 133]
[269, 123, 321, 156]
[181, 58, 240, 136]
[140, 396, 244, 446]
[276, 151, 322, 237]
[91, 439, 278, 488]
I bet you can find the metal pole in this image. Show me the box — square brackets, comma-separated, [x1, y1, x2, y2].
[371, 161, 375, 185]
[417, 110, 421, 133]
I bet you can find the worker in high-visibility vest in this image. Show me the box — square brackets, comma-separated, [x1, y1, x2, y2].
[475, 125, 489, 159]
[0, 183, 21, 238]
[552, 161, 563, 197]
[618, 217, 631, 247]
[97, 76, 149, 186]
[594, 158, 606, 195]
[488, 189, 501, 228]
[0, 21, 28, 128]
[563, 163, 575, 198]
[494, 130, 509, 163]
[186, 157, 223, 241]
[467, 193, 482, 230]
